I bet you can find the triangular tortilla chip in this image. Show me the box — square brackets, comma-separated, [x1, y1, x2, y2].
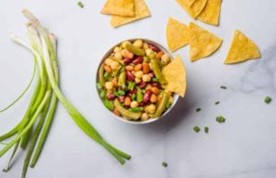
[101, 0, 135, 17]
[166, 18, 189, 52]
[224, 30, 261, 64]
[162, 55, 187, 97]
[189, 22, 223, 61]
[176, 0, 207, 18]
[111, 0, 151, 28]
[197, 0, 222, 26]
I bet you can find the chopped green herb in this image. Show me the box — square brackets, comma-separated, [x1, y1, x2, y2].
[162, 162, 168, 167]
[264, 96, 272, 104]
[152, 77, 158, 82]
[196, 108, 201, 112]
[131, 94, 137, 100]
[96, 82, 102, 90]
[215, 101, 220, 105]
[128, 82, 136, 90]
[137, 89, 143, 103]
[204, 127, 209, 133]
[77, 1, 84, 8]
[100, 90, 106, 99]
[129, 107, 143, 113]
[117, 90, 125, 96]
[220, 86, 227, 89]
[103, 99, 114, 110]
[216, 116, 226, 123]
[193, 126, 200, 133]
[104, 72, 111, 80]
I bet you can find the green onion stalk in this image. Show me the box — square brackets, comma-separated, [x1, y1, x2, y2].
[0, 9, 130, 178]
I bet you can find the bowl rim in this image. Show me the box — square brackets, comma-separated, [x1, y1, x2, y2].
[95, 38, 180, 125]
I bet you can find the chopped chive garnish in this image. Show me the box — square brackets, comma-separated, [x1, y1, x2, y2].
[128, 82, 136, 90]
[117, 90, 125, 96]
[216, 116, 226, 123]
[131, 94, 137, 100]
[215, 101, 220, 105]
[162, 162, 168, 167]
[77, 1, 84, 8]
[264, 96, 272, 104]
[204, 127, 209, 133]
[96, 82, 102, 90]
[129, 107, 143, 113]
[100, 90, 106, 98]
[193, 126, 200, 133]
[196, 108, 201, 112]
[152, 77, 158, 82]
[220, 86, 227, 89]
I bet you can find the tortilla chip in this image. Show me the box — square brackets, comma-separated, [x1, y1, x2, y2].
[111, 0, 151, 28]
[189, 22, 223, 61]
[224, 30, 261, 64]
[176, 0, 207, 18]
[166, 18, 189, 52]
[162, 55, 187, 97]
[197, 0, 222, 26]
[101, 0, 135, 17]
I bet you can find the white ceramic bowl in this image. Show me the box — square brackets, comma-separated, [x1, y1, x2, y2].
[96, 39, 179, 124]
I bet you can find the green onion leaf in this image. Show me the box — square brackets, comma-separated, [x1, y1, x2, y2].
[162, 161, 168, 167]
[77, 1, 84, 8]
[204, 127, 209, 133]
[216, 116, 226, 123]
[193, 126, 200, 133]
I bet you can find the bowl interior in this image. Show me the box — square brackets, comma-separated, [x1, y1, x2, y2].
[96, 39, 179, 124]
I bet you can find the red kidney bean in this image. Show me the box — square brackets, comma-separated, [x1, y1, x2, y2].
[118, 96, 125, 103]
[143, 90, 152, 104]
[151, 82, 159, 87]
[133, 56, 143, 65]
[107, 93, 116, 100]
[139, 102, 146, 107]
[126, 71, 135, 81]
[124, 58, 133, 65]
[139, 81, 147, 88]
[149, 43, 161, 53]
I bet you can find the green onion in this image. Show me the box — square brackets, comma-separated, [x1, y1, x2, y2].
[117, 90, 125, 96]
[129, 107, 143, 113]
[162, 161, 168, 167]
[103, 99, 115, 110]
[131, 94, 137, 100]
[152, 77, 158, 82]
[220, 86, 227, 89]
[0, 10, 130, 178]
[215, 101, 220, 105]
[128, 81, 136, 90]
[193, 126, 200, 133]
[96, 82, 102, 90]
[216, 115, 226, 123]
[77, 1, 84, 8]
[100, 90, 106, 98]
[264, 96, 272, 104]
[204, 127, 209, 133]
[137, 88, 143, 103]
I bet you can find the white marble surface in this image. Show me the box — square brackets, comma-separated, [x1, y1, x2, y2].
[1, 0, 276, 178]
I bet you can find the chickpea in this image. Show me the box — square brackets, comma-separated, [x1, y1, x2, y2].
[135, 77, 141, 84]
[145, 48, 153, 56]
[141, 113, 150, 121]
[114, 52, 122, 60]
[145, 104, 156, 114]
[103, 65, 112, 73]
[126, 65, 134, 71]
[150, 94, 157, 103]
[113, 109, 121, 116]
[104, 58, 113, 66]
[134, 71, 143, 78]
[124, 97, 131, 106]
[161, 54, 171, 66]
[113, 46, 121, 53]
[105, 82, 114, 90]
[122, 49, 134, 59]
[110, 61, 120, 70]
[134, 64, 142, 71]
[122, 41, 131, 49]
[130, 101, 139, 108]
[142, 74, 151, 82]
[143, 42, 149, 50]
[145, 84, 152, 90]
[151, 87, 160, 95]
[133, 39, 143, 48]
